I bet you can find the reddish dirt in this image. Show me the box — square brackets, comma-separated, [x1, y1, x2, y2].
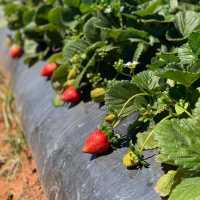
[0, 70, 47, 200]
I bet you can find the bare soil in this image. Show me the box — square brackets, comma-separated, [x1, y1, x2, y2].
[0, 70, 47, 200]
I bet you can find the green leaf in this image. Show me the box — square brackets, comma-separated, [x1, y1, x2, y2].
[136, 0, 166, 17]
[23, 22, 43, 40]
[155, 170, 178, 197]
[23, 9, 35, 25]
[4, 3, 25, 29]
[4, 3, 18, 16]
[53, 94, 64, 107]
[48, 52, 63, 64]
[45, 24, 63, 46]
[51, 64, 69, 90]
[48, 7, 64, 26]
[48, 6, 76, 26]
[132, 42, 146, 62]
[83, 17, 108, 42]
[132, 70, 161, 93]
[80, 0, 96, 13]
[62, 39, 89, 64]
[155, 99, 200, 171]
[102, 27, 149, 43]
[152, 95, 170, 115]
[191, 96, 200, 119]
[169, 177, 200, 200]
[170, 0, 178, 11]
[24, 39, 38, 56]
[188, 31, 200, 57]
[105, 81, 146, 118]
[35, 5, 52, 25]
[149, 52, 179, 70]
[64, 0, 80, 7]
[137, 131, 158, 150]
[175, 11, 200, 37]
[156, 69, 200, 87]
[177, 44, 197, 65]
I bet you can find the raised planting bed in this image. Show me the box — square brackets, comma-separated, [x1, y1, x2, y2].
[0, 28, 162, 200]
[2, 1, 200, 200]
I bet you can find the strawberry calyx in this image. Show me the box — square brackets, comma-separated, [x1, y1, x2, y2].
[100, 123, 124, 149]
[125, 142, 149, 168]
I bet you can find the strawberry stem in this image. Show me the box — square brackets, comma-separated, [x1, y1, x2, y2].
[74, 53, 97, 89]
[139, 114, 172, 153]
[113, 92, 149, 128]
[178, 106, 192, 117]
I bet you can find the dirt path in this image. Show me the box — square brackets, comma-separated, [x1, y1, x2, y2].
[0, 70, 47, 200]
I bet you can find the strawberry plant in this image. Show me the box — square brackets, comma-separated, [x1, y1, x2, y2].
[2, 0, 200, 199]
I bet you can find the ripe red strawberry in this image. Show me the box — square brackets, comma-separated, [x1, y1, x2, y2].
[60, 86, 81, 104]
[82, 129, 110, 155]
[9, 44, 23, 59]
[40, 63, 58, 77]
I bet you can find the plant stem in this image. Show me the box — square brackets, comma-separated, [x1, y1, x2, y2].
[139, 115, 172, 153]
[75, 53, 96, 88]
[118, 92, 148, 117]
[113, 92, 149, 128]
[181, 107, 192, 118]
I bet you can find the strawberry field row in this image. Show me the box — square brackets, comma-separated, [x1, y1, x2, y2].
[1, 0, 200, 199]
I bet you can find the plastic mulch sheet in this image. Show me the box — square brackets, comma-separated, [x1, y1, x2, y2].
[0, 28, 162, 200]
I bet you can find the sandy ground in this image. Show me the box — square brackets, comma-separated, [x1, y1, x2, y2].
[0, 70, 47, 200]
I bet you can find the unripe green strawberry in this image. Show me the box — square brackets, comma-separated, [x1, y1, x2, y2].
[90, 87, 106, 103]
[82, 129, 110, 155]
[105, 113, 116, 124]
[123, 150, 138, 168]
[67, 68, 77, 80]
[9, 44, 23, 59]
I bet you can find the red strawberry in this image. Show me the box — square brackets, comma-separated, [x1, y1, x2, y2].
[9, 44, 23, 59]
[40, 63, 58, 77]
[82, 129, 110, 155]
[60, 86, 81, 104]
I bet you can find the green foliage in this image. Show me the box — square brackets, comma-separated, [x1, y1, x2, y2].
[62, 39, 89, 64]
[175, 11, 200, 38]
[136, 131, 158, 150]
[52, 64, 69, 90]
[169, 177, 200, 200]
[53, 94, 65, 107]
[105, 80, 149, 118]
[132, 71, 161, 93]
[83, 17, 108, 42]
[155, 170, 178, 197]
[156, 69, 200, 87]
[155, 99, 200, 171]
